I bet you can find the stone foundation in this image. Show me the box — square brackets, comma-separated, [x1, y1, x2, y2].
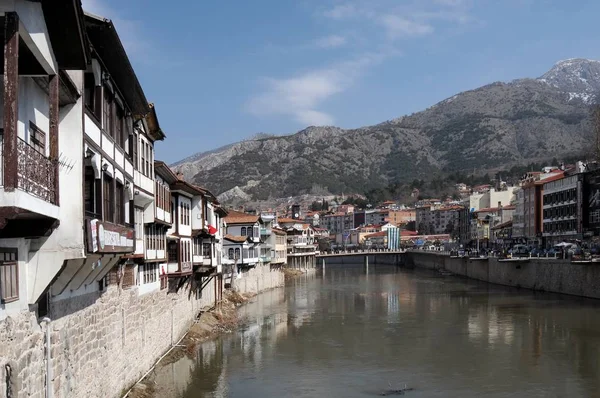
[0, 277, 217, 398]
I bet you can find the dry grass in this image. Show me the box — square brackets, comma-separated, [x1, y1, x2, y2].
[282, 268, 305, 281]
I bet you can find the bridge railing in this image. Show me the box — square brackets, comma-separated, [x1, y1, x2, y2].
[318, 248, 406, 256]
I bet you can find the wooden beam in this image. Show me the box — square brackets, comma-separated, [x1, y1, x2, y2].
[3, 12, 19, 191]
[49, 74, 60, 205]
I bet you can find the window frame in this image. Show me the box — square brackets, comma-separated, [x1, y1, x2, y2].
[0, 249, 19, 303]
[103, 175, 115, 223]
[28, 121, 46, 156]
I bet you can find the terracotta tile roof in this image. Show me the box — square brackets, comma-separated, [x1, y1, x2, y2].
[224, 234, 247, 243]
[224, 210, 259, 225]
[401, 230, 419, 236]
[277, 217, 298, 224]
[365, 231, 387, 238]
[541, 173, 566, 184]
[271, 227, 287, 236]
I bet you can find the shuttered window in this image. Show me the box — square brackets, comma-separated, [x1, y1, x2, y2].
[0, 249, 18, 303]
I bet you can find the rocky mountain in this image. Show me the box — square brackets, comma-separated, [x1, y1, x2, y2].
[173, 59, 599, 202]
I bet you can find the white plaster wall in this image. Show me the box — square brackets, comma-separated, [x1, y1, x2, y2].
[18, 77, 50, 153]
[26, 70, 86, 304]
[0, 238, 31, 320]
[13, 0, 57, 73]
[84, 114, 101, 146]
[101, 133, 114, 160]
[191, 196, 203, 230]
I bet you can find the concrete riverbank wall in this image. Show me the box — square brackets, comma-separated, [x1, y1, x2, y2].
[0, 267, 284, 398]
[406, 251, 600, 299]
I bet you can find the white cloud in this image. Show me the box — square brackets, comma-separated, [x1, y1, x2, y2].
[379, 15, 434, 38]
[315, 35, 347, 48]
[245, 54, 385, 126]
[323, 4, 358, 20]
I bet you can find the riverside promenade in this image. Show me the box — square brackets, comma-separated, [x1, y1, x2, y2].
[406, 250, 600, 299]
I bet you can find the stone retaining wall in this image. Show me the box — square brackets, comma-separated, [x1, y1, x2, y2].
[0, 267, 283, 398]
[233, 264, 284, 295]
[406, 251, 600, 299]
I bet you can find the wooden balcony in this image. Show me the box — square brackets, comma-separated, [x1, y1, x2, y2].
[0, 136, 60, 238]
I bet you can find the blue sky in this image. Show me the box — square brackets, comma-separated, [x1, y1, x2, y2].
[82, 0, 600, 164]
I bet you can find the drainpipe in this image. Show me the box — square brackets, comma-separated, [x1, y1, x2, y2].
[42, 317, 53, 398]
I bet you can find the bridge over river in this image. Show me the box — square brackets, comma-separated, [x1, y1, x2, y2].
[316, 249, 407, 266]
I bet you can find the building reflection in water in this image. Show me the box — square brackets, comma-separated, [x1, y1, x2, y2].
[150, 265, 600, 398]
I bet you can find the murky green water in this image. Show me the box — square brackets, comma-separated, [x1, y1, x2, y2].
[153, 264, 600, 397]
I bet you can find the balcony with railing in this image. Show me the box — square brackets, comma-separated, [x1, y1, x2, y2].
[0, 134, 60, 238]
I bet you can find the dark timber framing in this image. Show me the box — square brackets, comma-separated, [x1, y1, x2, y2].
[3, 12, 19, 191]
[49, 74, 60, 206]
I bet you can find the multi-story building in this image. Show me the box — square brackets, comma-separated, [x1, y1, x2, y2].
[322, 212, 353, 234]
[542, 171, 584, 245]
[417, 205, 462, 236]
[222, 211, 261, 279]
[512, 188, 525, 241]
[278, 218, 317, 269]
[386, 209, 416, 226]
[271, 227, 288, 266]
[0, 1, 89, 315]
[259, 214, 275, 264]
[165, 177, 207, 278]
[584, 166, 600, 239]
[469, 186, 517, 212]
[152, 161, 176, 290]
[470, 205, 515, 248]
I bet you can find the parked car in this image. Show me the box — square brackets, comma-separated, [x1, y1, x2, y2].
[511, 244, 530, 258]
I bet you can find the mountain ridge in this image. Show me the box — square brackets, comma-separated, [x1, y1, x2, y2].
[173, 59, 599, 203]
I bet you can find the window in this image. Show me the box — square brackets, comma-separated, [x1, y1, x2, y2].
[139, 264, 158, 284]
[84, 72, 102, 120]
[145, 142, 150, 178]
[141, 138, 146, 176]
[115, 181, 125, 225]
[103, 88, 113, 134]
[0, 249, 18, 303]
[114, 105, 124, 148]
[180, 202, 190, 226]
[194, 238, 202, 257]
[135, 207, 144, 241]
[235, 248, 241, 259]
[241, 227, 247, 236]
[85, 167, 100, 217]
[168, 241, 178, 263]
[103, 175, 114, 223]
[247, 227, 253, 238]
[29, 122, 46, 155]
[203, 243, 211, 258]
[130, 132, 138, 169]
[228, 248, 234, 260]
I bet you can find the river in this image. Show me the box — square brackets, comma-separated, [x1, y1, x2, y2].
[151, 264, 600, 397]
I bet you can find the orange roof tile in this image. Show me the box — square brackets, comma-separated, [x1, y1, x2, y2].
[277, 217, 298, 224]
[224, 234, 247, 243]
[224, 210, 259, 224]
